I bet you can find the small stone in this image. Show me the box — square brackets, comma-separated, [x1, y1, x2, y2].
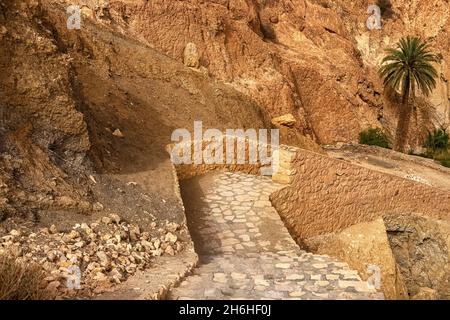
[289, 291, 305, 297]
[9, 229, 20, 237]
[270, 16, 279, 23]
[112, 129, 124, 138]
[93, 202, 104, 211]
[46, 281, 61, 293]
[47, 251, 58, 262]
[316, 280, 330, 287]
[89, 175, 97, 184]
[129, 225, 140, 242]
[74, 241, 84, 248]
[213, 273, 227, 284]
[230, 272, 246, 280]
[164, 245, 175, 256]
[109, 214, 121, 224]
[96, 251, 109, 266]
[80, 223, 90, 230]
[275, 263, 291, 269]
[255, 278, 270, 286]
[62, 230, 80, 242]
[310, 274, 322, 281]
[101, 217, 112, 224]
[49, 225, 58, 234]
[141, 240, 154, 251]
[326, 274, 340, 281]
[109, 268, 123, 283]
[93, 271, 109, 282]
[166, 222, 180, 233]
[90, 222, 100, 230]
[165, 232, 177, 244]
[286, 274, 304, 281]
[151, 248, 162, 257]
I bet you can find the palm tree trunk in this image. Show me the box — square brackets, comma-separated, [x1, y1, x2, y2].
[394, 79, 412, 152]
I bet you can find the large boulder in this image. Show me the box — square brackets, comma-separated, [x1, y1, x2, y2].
[384, 213, 450, 299]
[304, 218, 408, 300]
[271, 114, 296, 128]
[411, 287, 438, 300]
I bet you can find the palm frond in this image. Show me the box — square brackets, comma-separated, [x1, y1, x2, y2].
[379, 36, 439, 99]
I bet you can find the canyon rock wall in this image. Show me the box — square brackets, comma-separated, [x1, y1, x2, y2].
[66, 0, 450, 150]
[0, 0, 93, 218]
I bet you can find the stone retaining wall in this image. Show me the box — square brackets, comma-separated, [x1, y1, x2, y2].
[270, 148, 450, 240]
[167, 135, 275, 180]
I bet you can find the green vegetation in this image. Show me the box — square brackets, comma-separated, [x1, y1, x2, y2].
[359, 128, 391, 149]
[410, 128, 450, 168]
[379, 36, 439, 152]
[424, 128, 449, 153]
[440, 158, 450, 168]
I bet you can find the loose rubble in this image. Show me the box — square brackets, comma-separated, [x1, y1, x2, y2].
[0, 214, 185, 298]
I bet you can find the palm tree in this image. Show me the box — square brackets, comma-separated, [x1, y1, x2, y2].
[379, 36, 439, 152]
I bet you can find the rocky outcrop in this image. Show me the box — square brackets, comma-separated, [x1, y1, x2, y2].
[384, 213, 450, 300]
[0, 0, 92, 218]
[411, 287, 439, 300]
[272, 114, 297, 128]
[303, 215, 450, 300]
[304, 218, 408, 300]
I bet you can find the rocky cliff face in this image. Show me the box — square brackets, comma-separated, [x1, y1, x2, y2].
[8, 0, 449, 153]
[76, 0, 448, 149]
[0, 0, 92, 218]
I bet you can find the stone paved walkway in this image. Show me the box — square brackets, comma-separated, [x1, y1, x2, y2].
[169, 172, 383, 300]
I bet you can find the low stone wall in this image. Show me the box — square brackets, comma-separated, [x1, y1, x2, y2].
[167, 135, 276, 180]
[271, 148, 450, 240]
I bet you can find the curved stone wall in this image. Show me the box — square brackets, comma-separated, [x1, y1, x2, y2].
[167, 135, 275, 180]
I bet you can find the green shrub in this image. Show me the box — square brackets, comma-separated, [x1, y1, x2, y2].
[440, 158, 450, 168]
[359, 128, 390, 149]
[424, 128, 449, 153]
[421, 128, 450, 168]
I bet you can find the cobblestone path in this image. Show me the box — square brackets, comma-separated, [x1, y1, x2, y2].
[169, 172, 383, 300]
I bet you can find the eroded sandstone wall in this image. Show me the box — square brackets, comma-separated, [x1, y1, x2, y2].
[0, 0, 93, 218]
[271, 148, 450, 240]
[66, 0, 450, 150]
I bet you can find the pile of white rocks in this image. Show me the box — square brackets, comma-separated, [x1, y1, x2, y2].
[0, 214, 185, 298]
